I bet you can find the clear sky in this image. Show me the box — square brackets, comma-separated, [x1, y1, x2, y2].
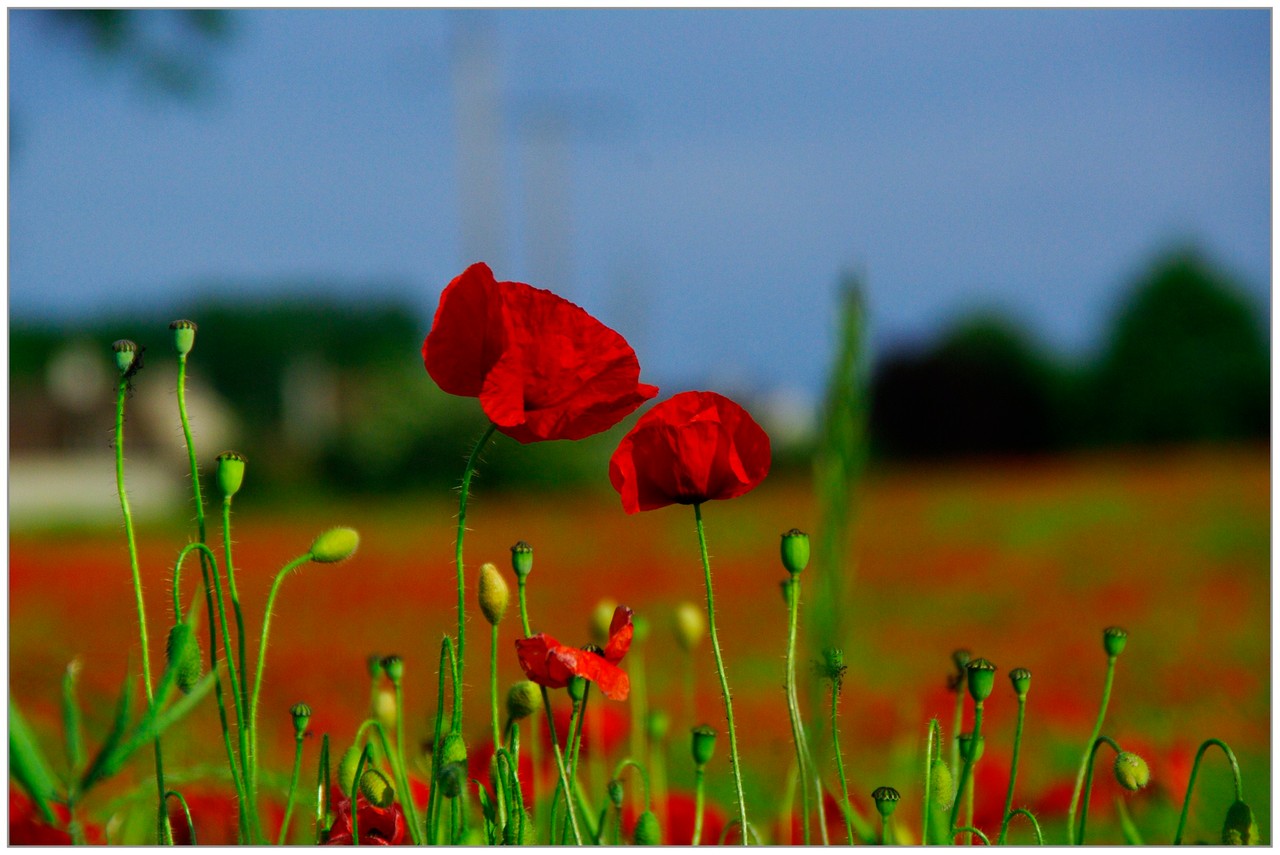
[9, 8, 1271, 395]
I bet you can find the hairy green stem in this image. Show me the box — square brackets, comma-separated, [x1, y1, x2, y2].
[693, 766, 707, 845]
[948, 702, 984, 837]
[1005, 808, 1044, 845]
[219, 497, 260, 841]
[390, 682, 423, 844]
[922, 718, 940, 845]
[1172, 737, 1244, 844]
[1067, 655, 1116, 845]
[949, 686, 964, 802]
[1076, 735, 1120, 845]
[277, 735, 305, 844]
[831, 683, 855, 845]
[783, 578, 811, 843]
[954, 825, 991, 845]
[425, 636, 455, 843]
[165, 791, 196, 845]
[454, 423, 498, 726]
[997, 694, 1028, 844]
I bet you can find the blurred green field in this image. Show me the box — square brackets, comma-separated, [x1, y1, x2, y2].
[9, 445, 1268, 844]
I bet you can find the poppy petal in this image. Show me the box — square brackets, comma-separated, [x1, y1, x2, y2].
[422, 263, 510, 398]
[603, 606, 634, 664]
[550, 647, 631, 701]
[515, 634, 573, 689]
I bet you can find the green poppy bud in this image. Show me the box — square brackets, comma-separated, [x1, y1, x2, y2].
[510, 541, 533, 581]
[952, 649, 972, 671]
[310, 527, 359, 563]
[1113, 751, 1149, 791]
[373, 688, 396, 732]
[438, 762, 464, 799]
[290, 702, 311, 737]
[568, 674, 587, 703]
[441, 733, 467, 766]
[1009, 667, 1031, 698]
[165, 624, 203, 694]
[929, 760, 954, 811]
[607, 778, 625, 809]
[672, 602, 706, 652]
[589, 598, 618, 644]
[478, 562, 510, 626]
[633, 810, 661, 845]
[871, 786, 901, 818]
[691, 724, 717, 767]
[367, 653, 384, 679]
[111, 339, 142, 375]
[1222, 800, 1259, 845]
[647, 709, 670, 743]
[338, 746, 362, 796]
[780, 528, 810, 575]
[1103, 626, 1128, 658]
[507, 681, 541, 721]
[959, 734, 985, 763]
[169, 319, 197, 356]
[215, 451, 246, 499]
[503, 810, 536, 845]
[381, 655, 403, 685]
[966, 658, 997, 703]
[819, 647, 848, 688]
[360, 768, 395, 808]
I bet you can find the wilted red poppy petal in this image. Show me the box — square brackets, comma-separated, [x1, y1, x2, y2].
[548, 646, 631, 701]
[603, 606, 634, 664]
[515, 633, 575, 689]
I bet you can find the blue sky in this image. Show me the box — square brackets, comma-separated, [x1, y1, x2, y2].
[9, 9, 1271, 395]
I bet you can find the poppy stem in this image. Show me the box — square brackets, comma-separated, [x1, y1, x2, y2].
[278, 731, 306, 844]
[1004, 808, 1044, 844]
[490, 623, 501, 751]
[1076, 734, 1120, 845]
[692, 766, 707, 845]
[782, 577, 812, 844]
[1172, 737, 1243, 845]
[948, 702, 985, 839]
[1066, 654, 1116, 845]
[426, 635, 456, 843]
[949, 687, 964, 809]
[997, 694, 1029, 844]
[314, 733, 330, 844]
[221, 496, 261, 841]
[454, 422, 498, 726]
[922, 717, 940, 845]
[830, 680, 856, 846]
[693, 503, 749, 845]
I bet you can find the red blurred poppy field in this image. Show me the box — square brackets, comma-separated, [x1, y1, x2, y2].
[10, 445, 1268, 845]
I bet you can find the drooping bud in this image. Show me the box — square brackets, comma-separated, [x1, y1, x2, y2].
[478, 563, 510, 626]
[337, 746, 362, 796]
[169, 319, 197, 356]
[958, 734, 985, 763]
[438, 762, 464, 799]
[1103, 626, 1128, 658]
[165, 624, 203, 694]
[381, 654, 404, 685]
[1009, 668, 1031, 699]
[510, 541, 533, 581]
[359, 768, 395, 808]
[780, 528, 810, 575]
[568, 675, 587, 703]
[672, 602, 706, 652]
[441, 733, 467, 767]
[871, 786, 901, 818]
[507, 681, 541, 721]
[691, 724, 717, 767]
[633, 810, 661, 845]
[310, 527, 359, 563]
[607, 779, 625, 809]
[215, 451, 246, 499]
[929, 760, 954, 810]
[290, 702, 311, 737]
[589, 599, 618, 644]
[1221, 800, 1259, 845]
[966, 658, 997, 703]
[111, 339, 142, 375]
[1113, 751, 1149, 791]
[647, 709, 670, 743]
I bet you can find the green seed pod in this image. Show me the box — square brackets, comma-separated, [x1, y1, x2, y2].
[510, 541, 533, 581]
[959, 734, 985, 763]
[1113, 751, 1149, 791]
[165, 624, 203, 694]
[506, 680, 541, 721]
[337, 746, 362, 796]
[441, 733, 467, 767]
[633, 810, 661, 845]
[589, 598, 618, 644]
[952, 649, 972, 671]
[438, 762, 464, 799]
[929, 760, 954, 811]
[1009, 668, 1031, 698]
[568, 675, 587, 703]
[359, 768, 395, 809]
[647, 709, 670, 743]
[672, 601, 706, 652]
[381, 654, 404, 685]
[780, 528, 810, 575]
[607, 778, 625, 809]
[310, 527, 359, 563]
[478, 562, 510, 626]
[1222, 800, 1259, 845]
[966, 658, 997, 703]
[215, 451, 247, 499]
[169, 319, 197, 356]
[290, 702, 311, 737]
[1103, 626, 1128, 658]
[111, 339, 141, 375]
[691, 724, 717, 767]
[871, 786, 901, 818]
[367, 653, 384, 679]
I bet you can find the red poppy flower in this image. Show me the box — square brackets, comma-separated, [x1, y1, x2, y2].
[323, 791, 406, 845]
[609, 390, 771, 513]
[515, 605, 633, 700]
[422, 263, 658, 444]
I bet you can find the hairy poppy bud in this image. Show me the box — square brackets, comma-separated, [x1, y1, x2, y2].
[1113, 751, 1149, 791]
[310, 527, 359, 563]
[360, 768, 395, 808]
[510, 541, 533, 581]
[507, 681, 541, 721]
[112, 339, 141, 375]
[1009, 667, 1031, 698]
[568, 675, 587, 703]
[215, 451, 246, 499]
[504, 810, 536, 845]
[442, 733, 467, 766]
[872, 786, 901, 818]
[338, 746, 362, 796]
[367, 653, 384, 679]
[290, 702, 311, 737]
[959, 734, 985, 763]
[169, 319, 197, 356]
[374, 688, 396, 732]
[478, 563, 510, 626]
[438, 762, 464, 799]
[672, 602, 706, 652]
[589, 599, 618, 644]
[165, 624, 202, 694]
[1222, 800, 1259, 845]
[780, 528, 810, 575]
[647, 709, 670, 743]
[966, 658, 997, 703]
[819, 647, 848, 688]
[1103, 626, 1128, 658]
[633, 810, 661, 845]
[607, 779, 625, 809]
[691, 724, 717, 767]
[381, 654, 403, 685]
[930, 760, 954, 810]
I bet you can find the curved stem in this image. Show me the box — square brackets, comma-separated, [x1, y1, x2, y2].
[391, 682, 423, 844]
[954, 825, 991, 845]
[454, 422, 499, 726]
[350, 744, 374, 846]
[694, 503, 749, 844]
[165, 790, 197, 845]
[948, 702, 984, 837]
[831, 685, 855, 845]
[277, 736, 305, 844]
[783, 578, 811, 843]
[1006, 808, 1044, 845]
[1077, 735, 1121, 845]
[1067, 655, 1116, 845]
[1173, 737, 1244, 844]
[612, 758, 653, 809]
[997, 695, 1028, 844]
[922, 717, 940, 845]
